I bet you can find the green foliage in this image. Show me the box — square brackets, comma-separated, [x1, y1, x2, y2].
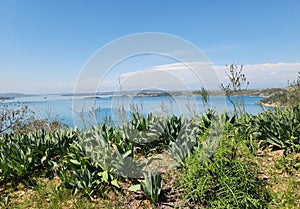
[253, 105, 300, 152]
[4, 178, 116, 209]
[228, 113, 260, 155]
[82, 124, 144, 178]
[165, 115, 182, 142]
[0, 105, 299, 207]
[57, 141, 107, 196]
[270, 177, 300, 209]
[141, 170, 163, 204]
[121, 112, 199, 158]
[57, 125, 136, 196]
[168, 118, 199, 166]
[260, 72, 300, 108]
[271, 72, 300, 107]
[0, 129, 77, 184]
[118, 112, 169, 156]
[274, 152, 300, 174]
[168, 111, 237, 167]
[179, 137, 270, 208]
[199, 86, 209, 107]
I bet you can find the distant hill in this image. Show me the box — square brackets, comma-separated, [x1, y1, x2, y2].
[61, 88, 299, 103]
[0, 93, 36, 101]
[256, 85, 300, 107]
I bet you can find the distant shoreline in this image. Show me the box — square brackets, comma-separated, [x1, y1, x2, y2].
[1, 87, 295, 108]
[0, 97, 15, 101]
[60, 88, 276, 98]
[255, 101, 278, 107]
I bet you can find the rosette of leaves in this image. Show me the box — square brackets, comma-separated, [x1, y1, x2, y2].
[254, 105, 300, 152]
[141, 170, 163, 204]
[0, 129, 76, 183]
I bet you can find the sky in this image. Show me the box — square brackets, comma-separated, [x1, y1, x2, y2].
[0, 0, 300, 94]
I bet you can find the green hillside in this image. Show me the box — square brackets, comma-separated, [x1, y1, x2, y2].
[257, 84, 300, 107]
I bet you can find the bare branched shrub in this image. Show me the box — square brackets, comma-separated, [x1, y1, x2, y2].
[0, 104, 32, 134]
[220, 63, 249, 115]
[0, 103, 67, 134]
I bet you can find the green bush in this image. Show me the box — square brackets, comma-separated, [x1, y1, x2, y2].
[0, 129, 77, 184]
[253, 105, 300, 152]
[178, 137, 270, 208]
[57, 141, 105, 196]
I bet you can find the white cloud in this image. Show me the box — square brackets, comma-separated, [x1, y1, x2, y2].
[115, 61, 221, 91]
[100, 62, 300, 92]
[2, 62, 299, 94]
[240, 62, 300, 88]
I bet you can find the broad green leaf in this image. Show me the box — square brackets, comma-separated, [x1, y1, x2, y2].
[99, 170, 109, 182]
[111, 179, 120, 188]
[128, 184, 141, 191]
[294, 162, 300, 168]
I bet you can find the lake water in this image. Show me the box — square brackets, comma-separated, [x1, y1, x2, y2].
[1, 94, 270, 128]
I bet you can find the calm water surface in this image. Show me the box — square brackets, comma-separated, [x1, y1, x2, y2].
[2, 95, 270, 128]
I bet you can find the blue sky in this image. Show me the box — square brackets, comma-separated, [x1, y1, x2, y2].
[1, 0, 300, 93]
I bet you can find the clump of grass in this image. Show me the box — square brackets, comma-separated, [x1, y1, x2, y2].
[178, 136, 271, 208]
[1, 177, 120, 209]
[271, 177, 300, 209]
[255, 148, 300, 209]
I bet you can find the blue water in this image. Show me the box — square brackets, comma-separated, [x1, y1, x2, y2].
[1, 95, 270, 128]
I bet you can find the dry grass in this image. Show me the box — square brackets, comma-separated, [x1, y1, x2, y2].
[255, 148, 300, 209]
